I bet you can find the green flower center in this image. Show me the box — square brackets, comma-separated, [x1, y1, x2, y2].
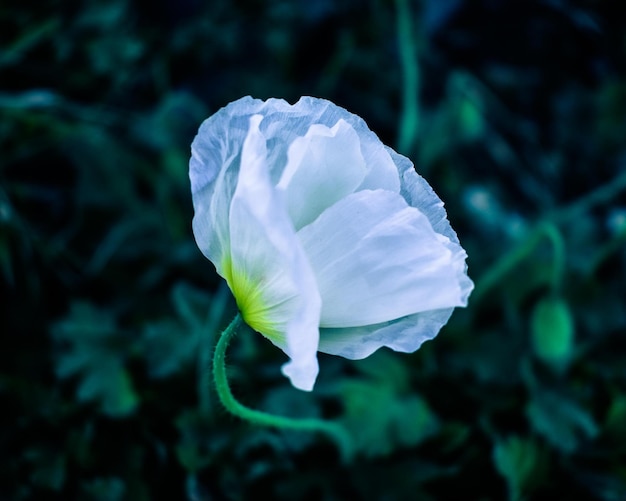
[221, 256, 284, 344]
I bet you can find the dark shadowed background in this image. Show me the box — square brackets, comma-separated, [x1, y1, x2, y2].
[2, 0, 626, 499]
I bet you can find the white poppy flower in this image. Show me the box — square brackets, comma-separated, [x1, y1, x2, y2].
[190, 96, 473, 391]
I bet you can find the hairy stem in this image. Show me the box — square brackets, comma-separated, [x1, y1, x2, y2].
[212, 314, 353, 462]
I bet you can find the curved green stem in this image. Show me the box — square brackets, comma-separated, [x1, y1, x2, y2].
[473, 169, 626, 302]
[395, 0, 420, 156]
[213, 314, 353, 462]
[541, 222, 565, 291]
[473, 221, 565, 302]
[551, 170, 626, 223]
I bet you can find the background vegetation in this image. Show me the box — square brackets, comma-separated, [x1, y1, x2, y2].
[2, 0, 626, 499]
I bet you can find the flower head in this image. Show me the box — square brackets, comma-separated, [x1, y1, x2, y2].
[190, 96, 473, 391]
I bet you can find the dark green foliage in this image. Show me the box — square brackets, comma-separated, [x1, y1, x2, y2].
[337, 351, 440, 457]
[2, 0, 626, 499]
[52, 301, 139, 417]
[493, 435, 549, 500]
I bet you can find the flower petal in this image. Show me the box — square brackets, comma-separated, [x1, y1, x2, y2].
[391, 147, 459, 243]
[277, 119, 368, 230]
[298, 189, 469, 328]
[390, 148, 475, 301]
[225, 115, 322, 391]
[318, 308, 455, 359]
[191, 96, 473, 390]
[263, 96, 401, 194]
[190, 97, 268, 266]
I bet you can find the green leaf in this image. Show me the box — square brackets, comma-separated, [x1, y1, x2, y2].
[76, 360, 138, 416]
[141, 282, 223, 379]
[493, 435, 548, 501]
[353, 350, 411, 390]
[530, 296, 575, 366]
[51, 302, 138, 417]
[526, 390, 598, 453]
[458, 95, 485, 141]
[171, 281, 213, 330]
[175, 409, 227, 472]
[260, 386, 323, 452]
[337, 352, 438, 457]
[81, 477, 126, 501]
[25, 448, 66, 491]
[340, 379, 438, 457]
[142, 320, 194, 379]
[393, 394, 440, 448]
[604, 393, 626, 441]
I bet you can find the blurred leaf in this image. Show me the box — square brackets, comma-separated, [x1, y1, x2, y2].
[75, 359, 138, 416]
[172, 281, 213, 330]
[341, 379, 438, 456]
[260, 386, 322, 452]
[24, 448, 66, 491]
[81, 477, 126, 501]
[458, 96, 484, 141]
[530, 295, 575, 367]
[175, 410, 217, 473]
[353, 349, 411, 391]
[571, 470, 626, 501]
[61, 126, 144, 212]
[493, 435, 548, 501]
[338, 352, 439, 457]
[443, 328, 524, 385]
[596, 80, 626, 154]
[85, 216, 156, 275]
[526, 390, 598, 453]
[395, 394, 440, 448]
[604, 393, 626, 442]
[133, 91, 208, 153]
[451, 73, 486, 142]
[142, 320, 193, 379]
[51, 302, 138, 417]
[141, 282, 222, 379]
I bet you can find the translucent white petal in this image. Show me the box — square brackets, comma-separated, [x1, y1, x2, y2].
[226, 115, 322, 391]
[318, 308, 454, 359]
[191, 96, 402, 219]
[389, 147, 459, 243]
[298, 189, 469, 328]
[277, 119, 367, 230]
[355, 138, 400, 193]
[190, 97, 270, 266]
[261, 97, 401, 192]
[190, 97, 268, 202]
[389, 147, 475, 300]
[300, 97, 401, 194]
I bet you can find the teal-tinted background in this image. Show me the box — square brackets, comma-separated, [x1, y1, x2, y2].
[2, 0, 626, 499]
